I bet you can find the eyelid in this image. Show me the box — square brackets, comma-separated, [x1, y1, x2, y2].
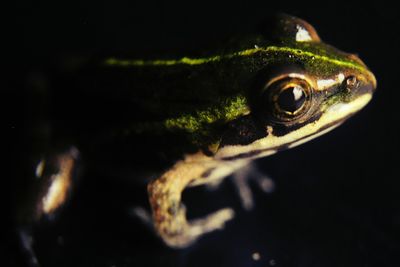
[263, 73, 315, 93]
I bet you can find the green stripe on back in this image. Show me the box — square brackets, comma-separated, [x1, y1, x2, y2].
[105, 46, 365, 71]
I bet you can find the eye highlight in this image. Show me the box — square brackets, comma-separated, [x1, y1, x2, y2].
[263, 77, 313, 122]
[274, 84, 306, 113]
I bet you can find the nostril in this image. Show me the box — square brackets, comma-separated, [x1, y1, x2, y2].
[344, 75, 360, 92]
[346, 76, 358, 87]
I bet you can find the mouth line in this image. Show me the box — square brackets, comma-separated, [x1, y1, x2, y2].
[218, 93, 372, 161]
[220, 118, 347, 161]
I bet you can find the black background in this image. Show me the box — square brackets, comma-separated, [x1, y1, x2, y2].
[6, 0, 400, 266]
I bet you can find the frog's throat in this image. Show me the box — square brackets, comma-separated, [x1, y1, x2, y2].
[215, 93, 372, 161]
[105, 46, 365, 72]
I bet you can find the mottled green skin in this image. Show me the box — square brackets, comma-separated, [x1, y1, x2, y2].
[47, 28, 365, 172]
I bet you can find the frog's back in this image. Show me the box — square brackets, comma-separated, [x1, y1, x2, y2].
[47, 37, 266, 169]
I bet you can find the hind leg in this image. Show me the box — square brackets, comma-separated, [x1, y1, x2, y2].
[18, 147, 79, 266]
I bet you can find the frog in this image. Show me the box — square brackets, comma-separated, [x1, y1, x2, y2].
[18, 13, 376, 264]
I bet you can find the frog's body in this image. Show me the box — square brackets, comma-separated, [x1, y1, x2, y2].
[21, 14, 376, 254]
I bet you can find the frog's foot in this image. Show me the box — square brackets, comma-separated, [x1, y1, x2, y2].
[131, 205, 234, 248]
[147, 153, 238, 248]
[233, 163, 275, 210]
[160, 205, 234, 248]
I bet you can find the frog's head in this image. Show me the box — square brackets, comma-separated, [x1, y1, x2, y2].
[216, 14, 376, 160]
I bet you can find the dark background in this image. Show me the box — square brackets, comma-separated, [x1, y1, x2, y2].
[6, 0, 400, 266]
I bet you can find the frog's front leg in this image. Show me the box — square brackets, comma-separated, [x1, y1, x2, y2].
[147, 152, 243, 248]
[232, 162, 275, 210]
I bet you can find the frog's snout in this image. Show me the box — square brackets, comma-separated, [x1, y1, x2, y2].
[349, 55, 377, 94]
[358, 69, 377, 96]
[344, 70, 376, 101]
[370, 71, 377, 91]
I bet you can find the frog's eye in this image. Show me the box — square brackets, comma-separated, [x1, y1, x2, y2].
[263, 77, 313, 122]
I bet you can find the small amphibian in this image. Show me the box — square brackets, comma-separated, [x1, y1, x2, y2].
[20, 14, 376, 256]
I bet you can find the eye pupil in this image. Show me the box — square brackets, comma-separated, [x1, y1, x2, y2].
[262, 77, 312, 122]
[276, 85, 306, 113]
